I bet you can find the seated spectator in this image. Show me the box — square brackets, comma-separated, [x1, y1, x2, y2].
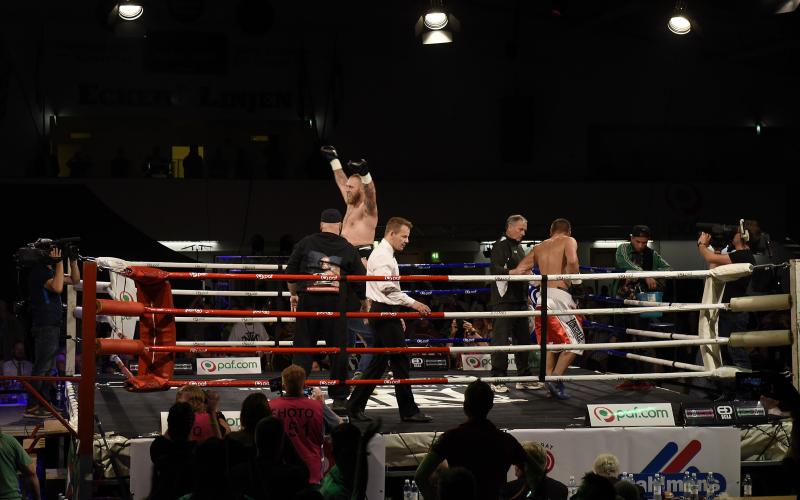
[615, 480, 643, 500]
[150, 402, 196, 500]
[175, 385, 229, 441]
[226, 393, 271, 449]
[178, 438, 238, 500]
[502, 441, 567, 500]
[320, 423, 361, 500]
[231, 416, 310, 499]
[271, 365, 340, 485]
[2, 341, 33, 387]
[573, 472, 617, 500]
[415, 380, 535, 500]
[592, 453, 621, 484]
[437, 467, 477, 500]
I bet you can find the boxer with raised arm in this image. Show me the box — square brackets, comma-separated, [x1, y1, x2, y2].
[320, 146, 378, 259]
[513, 218, 585, 400]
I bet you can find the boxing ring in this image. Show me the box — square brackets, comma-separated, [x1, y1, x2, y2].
[59, 258, 800, 499]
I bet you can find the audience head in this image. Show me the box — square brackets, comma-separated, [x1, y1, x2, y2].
[239, 392, 271, 433]
[281, 364, 307, 397]
[437, 467, 477, 500]
[167, 402, 195, 442]
[463, 380, 493, 420]
[615, 479, 643, 500]
[593, 453, 621, 481]
[176, 385, 207, 413]
[575, 472, 618, 500]
[254, 416, 288, 462]
[519, 441, 548, 480]
[330, 423, 361, 487]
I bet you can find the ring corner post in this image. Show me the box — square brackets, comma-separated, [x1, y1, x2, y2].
[790, 259, 799, 391]
[78, 261, 98, 500]
[698, 275, 724, 372]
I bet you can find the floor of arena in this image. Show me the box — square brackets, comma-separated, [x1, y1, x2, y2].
[76, 367, 701, 438]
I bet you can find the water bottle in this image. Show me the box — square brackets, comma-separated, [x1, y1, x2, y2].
[621, 471, 628, 483]
[742, 474, 752, 497]
[628, 473, 635, 483]
[683, 471, 692, 500]
[411, 480, 420, 500]
[568, 475, 578, 498]
[403, 479, 412, 500]
[690, 473, 699, 500]
[654, 473, 663, 500]
[706, 472, 716, 500]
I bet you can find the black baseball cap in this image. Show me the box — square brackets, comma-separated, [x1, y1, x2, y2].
[631, 225, 651, 238]
[320, 208, 343, 223]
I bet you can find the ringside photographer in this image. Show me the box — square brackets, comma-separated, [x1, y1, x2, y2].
[16, 238, 80, 418]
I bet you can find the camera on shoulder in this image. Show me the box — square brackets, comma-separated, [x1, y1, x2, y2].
[13, 237, 81, 268]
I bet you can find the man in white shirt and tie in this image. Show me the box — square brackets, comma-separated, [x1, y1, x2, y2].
[347, 217, 433, 423]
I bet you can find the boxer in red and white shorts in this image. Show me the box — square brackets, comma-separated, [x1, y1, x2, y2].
[512, 218, 584, 400]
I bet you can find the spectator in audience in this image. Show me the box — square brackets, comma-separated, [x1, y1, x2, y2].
[592, 453, 621, 484]
[415, 380, 535, 500]
[320, 423, 361, 499]
[0, 300, 24, 361]
[573, 472, 618, 500]
[178, 438, 233, 500]
[175, 385, 229, 441]
[270, 364, 339, 485]
[0, 426, 40, 500]
[436, 467, 478, 500]
[182, 145, 204, 179]
[225, 392, 271, 467]
[150, 402, 196, 500]
[231, 416, 310, 499]
[502, 442, 567, 500]
[615, 480, 643, 500]
[2, 341, 33, 382]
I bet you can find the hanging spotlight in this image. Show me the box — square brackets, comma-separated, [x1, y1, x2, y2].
[668, 1, 691, 35]
[118, 0, 144, 21]
[415, 0, 460, 45]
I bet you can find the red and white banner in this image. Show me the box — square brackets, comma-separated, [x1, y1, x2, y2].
[509, 427, 740, 498]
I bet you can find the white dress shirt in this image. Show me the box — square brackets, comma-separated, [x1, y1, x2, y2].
[366, 239, 415, 307]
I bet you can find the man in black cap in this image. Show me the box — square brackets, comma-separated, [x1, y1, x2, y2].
[285, 208, 368, 410]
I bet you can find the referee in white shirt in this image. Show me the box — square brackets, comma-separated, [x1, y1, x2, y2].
[347, 217, 433, 423]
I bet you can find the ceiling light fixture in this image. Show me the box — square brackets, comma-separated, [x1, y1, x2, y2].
[118, 1, 144, 21]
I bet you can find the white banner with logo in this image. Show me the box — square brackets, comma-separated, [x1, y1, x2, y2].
[509, 427, 740, 498]
[197, 357, 261, 375]
[587, 403, 675, 427]
[108, 273, 138, 339]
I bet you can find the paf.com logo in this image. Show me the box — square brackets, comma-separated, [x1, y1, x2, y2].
[201, 360, 218, 373]
[197, 357, 261, 375]
[593, 407, 616, 422]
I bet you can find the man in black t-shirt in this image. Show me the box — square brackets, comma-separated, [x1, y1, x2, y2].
[697, 224, 758, 371]
[286, 208, 367, 409]
[415, 381, 535, 500]
[24, 246, 80, 419]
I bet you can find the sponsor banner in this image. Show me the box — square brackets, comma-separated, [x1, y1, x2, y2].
[197, 357, 261, 375]
[509, 427, 740, 498]
[161, 410, 241, 433]
[410, 353, 449, 370]
[459, 353, 518, 371]
[588, 403, 675, 427]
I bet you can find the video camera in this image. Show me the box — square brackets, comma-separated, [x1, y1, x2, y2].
[696, 220, 746, 249]
[13, 237, 81, 268]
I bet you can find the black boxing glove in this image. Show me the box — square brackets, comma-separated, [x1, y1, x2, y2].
[320, 145, 343, 171]
[347, 159, 372, 184]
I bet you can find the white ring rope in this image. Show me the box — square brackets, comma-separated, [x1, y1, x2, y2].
[76, 282, 289, 298]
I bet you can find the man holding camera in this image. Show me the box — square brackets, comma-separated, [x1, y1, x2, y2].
[697, 222, 758, 372]
[24, 245, 80, 418]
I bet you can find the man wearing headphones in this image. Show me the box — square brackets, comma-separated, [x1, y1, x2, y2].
[697, 220, 759, 371]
